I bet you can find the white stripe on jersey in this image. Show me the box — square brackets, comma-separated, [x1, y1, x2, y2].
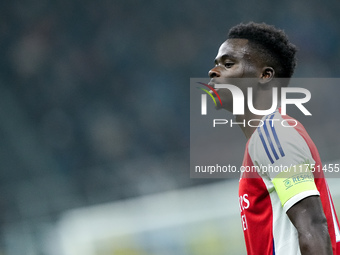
[326, 184, 340, 242]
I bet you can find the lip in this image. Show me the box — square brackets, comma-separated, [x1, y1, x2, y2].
[208, 81, 215, 88]
[207, 82, 220, 95]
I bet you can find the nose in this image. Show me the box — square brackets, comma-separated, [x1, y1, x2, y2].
[209, 66, 221, 78]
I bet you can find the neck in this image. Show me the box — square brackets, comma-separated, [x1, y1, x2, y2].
[235, 111, 261, 140]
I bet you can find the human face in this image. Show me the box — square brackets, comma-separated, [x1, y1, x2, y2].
[208, 39, 262, 110]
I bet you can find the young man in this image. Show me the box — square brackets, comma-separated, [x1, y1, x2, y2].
[208, 22, 340, 255]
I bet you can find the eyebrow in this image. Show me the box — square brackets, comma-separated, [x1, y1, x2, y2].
[214, 54, 235, 64]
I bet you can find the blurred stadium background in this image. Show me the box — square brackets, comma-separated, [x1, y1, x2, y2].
[1, 0, 340, 254]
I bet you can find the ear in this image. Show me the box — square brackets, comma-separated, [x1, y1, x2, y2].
[259, 67, 275, 84]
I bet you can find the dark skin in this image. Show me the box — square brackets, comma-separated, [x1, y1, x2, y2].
[209, 39, 333, 255]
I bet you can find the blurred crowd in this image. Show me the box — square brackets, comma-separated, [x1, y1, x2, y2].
[0, 0, 340, 248]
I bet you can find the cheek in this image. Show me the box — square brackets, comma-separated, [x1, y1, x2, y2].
[243, 63, 261, 77]
[229, 65, 245, 77]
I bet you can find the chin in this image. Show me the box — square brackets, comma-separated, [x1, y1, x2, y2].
[215, 104, 223, 110]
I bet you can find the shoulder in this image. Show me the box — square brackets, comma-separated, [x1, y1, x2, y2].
[248, 110, 314, 168]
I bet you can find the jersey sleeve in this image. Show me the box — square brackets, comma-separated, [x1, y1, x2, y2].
[248, 113, 319, 212]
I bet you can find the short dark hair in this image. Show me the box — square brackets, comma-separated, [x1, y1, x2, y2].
[228, 22, 297, 78]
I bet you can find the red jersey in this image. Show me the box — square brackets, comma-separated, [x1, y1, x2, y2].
[239, 109, 340, 254]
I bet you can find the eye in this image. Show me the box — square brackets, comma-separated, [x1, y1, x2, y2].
[224, 62, 234, 68]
